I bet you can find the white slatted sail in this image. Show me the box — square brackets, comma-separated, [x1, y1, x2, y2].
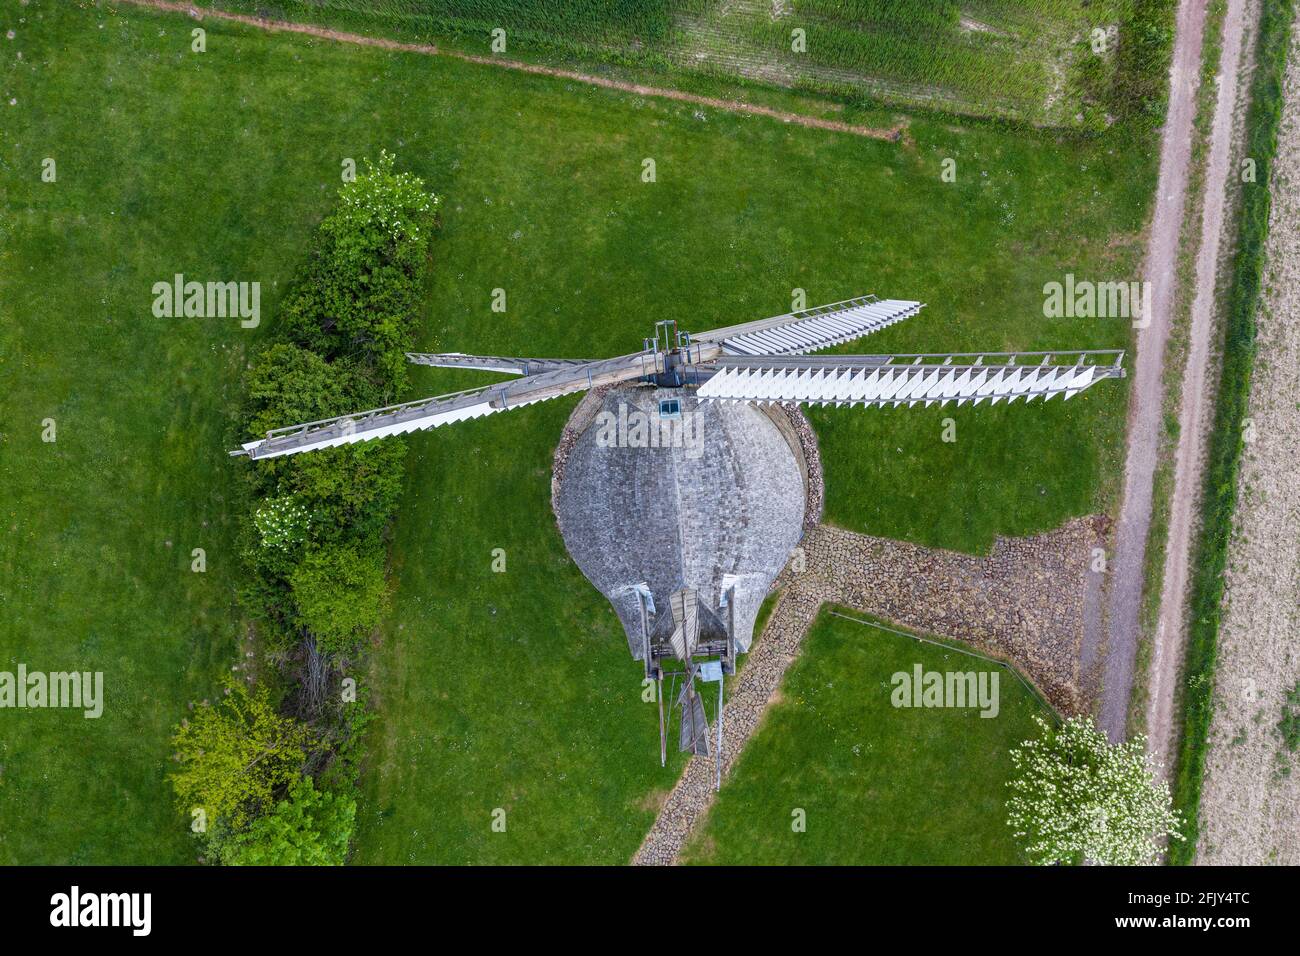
[236, 390, 497, 460]
[694, 296, 924, 356]
[235, 350, 653, 460]
[695, 351, 1125, 408]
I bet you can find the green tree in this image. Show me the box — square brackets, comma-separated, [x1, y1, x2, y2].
[171, 682, 314, 830]
[1007, 715, 1182, 865]
[280, 150, 438, 383]
[289, 545, 389, 655]
[217, 777, 355, 866]
[284, 441, 408, 547]
[240, 343, 404, 548]
[241, 342, 357, 441]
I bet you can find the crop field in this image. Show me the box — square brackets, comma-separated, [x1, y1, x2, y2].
[3, 1, 1149, 863]
[380, 0, 672, 40]
[195, 0, 1129, 125]
[672, 0, 1125, 124]
[680, 610, 1052, 865]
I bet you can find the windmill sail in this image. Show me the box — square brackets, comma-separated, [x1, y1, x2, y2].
[695, 350, 1125, 408]
[232, 296, 1124, 459]
[234, 349, 653, 460]
[694, 295, 924, 356]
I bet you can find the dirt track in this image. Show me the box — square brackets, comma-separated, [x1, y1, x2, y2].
[1097, 0, 1210, 742]
[1145, 0, 1255, 770]
[117, 0, 904, 142]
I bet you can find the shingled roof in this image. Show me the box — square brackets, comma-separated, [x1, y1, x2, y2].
[554, 386, 805, 660]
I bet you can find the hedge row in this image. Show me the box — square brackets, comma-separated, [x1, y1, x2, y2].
[171, 153, 439, 864]
[238, 151, 438, 657]
[1169, 0, 1295, 864]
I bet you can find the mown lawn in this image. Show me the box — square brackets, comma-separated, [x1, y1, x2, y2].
[2, 1, 1147, 863]
[0, 3, 283, 862]
[681, 609, 1051, 865]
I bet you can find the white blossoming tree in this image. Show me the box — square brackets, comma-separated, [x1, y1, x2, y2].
[1007, 715, 1182, 865]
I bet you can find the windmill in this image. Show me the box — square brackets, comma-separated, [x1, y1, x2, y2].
[232, 294, 1126, 782]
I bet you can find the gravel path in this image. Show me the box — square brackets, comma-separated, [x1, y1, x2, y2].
[1197, 11, 1300, 864]
[1099, 0, 1211, 742]
[632, 513, 1108, 864]
[1147, 0, 1256, 771]
[119, 0, 905, 142]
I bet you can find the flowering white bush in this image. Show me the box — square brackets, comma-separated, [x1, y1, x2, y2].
[254, 496, 312, 552]
[1007, 715, 1182, 865]
[333, 149, 439, 244]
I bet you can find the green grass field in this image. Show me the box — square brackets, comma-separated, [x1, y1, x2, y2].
[680, 610, 1051, 864]
[0, 6, 281, 862]
[2, 1, 1148, 863]
[351, 402, 690, 864]
[328, 0, 674, 42]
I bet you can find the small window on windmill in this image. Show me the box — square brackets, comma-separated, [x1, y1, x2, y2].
[658, 398, 682, 420]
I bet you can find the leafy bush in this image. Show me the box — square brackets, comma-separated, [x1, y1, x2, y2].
[290, 545, 391, 655]
[216, 777, 356, 866]
[283, 443, 409, 548]
[241, 342, 360, 439]
[171, 681, 315, 830]
[277, 152, 437, 385]
[254, 495, 314, 552]
[235, 152, 438, 652]
[1007, 716, 1182, 866]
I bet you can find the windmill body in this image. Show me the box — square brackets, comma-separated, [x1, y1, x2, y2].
[555, 386, 805, 656]
[232, 295, 1126, 780]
